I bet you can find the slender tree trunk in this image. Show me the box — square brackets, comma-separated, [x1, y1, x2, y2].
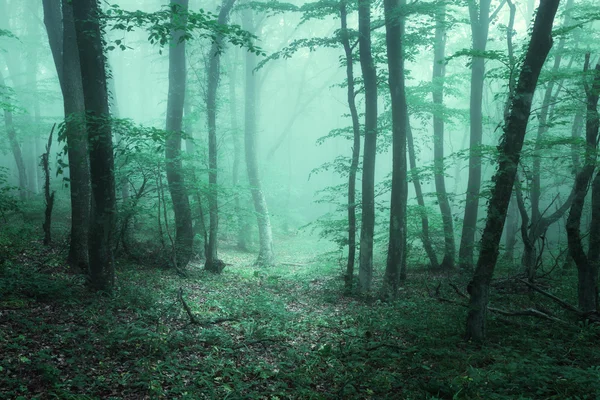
[432, 3, 455, 269]
[243, 9, 274, 266]
[229, 51, 251, 251]
[358, 0, 378, 292]
[0, 70, 28, 201]
[72, 0, 117, 291]
[465, 0, 560, 340]
[458, 0, 491, 270]
[566, 56, 600, 313]
[524, 0, 574, 280]
[43, 0, 91, 273]
[205, 0, 237, 272]
[504, 193, 518, 263]
[407, 123, 438, 269]
[340, 1, 361, 289]
[41, 126, 56, 246]
[165, 0, 194, 270]
[381, 0, 408, 299]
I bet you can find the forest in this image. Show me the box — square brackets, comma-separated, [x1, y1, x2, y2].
[1, 0, 600, 398]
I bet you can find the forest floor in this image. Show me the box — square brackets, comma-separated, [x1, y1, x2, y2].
[1, 230, 600, 399]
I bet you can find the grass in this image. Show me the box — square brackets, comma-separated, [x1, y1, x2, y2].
[1, 232, 600, 399]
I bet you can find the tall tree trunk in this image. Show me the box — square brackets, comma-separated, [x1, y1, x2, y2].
[229, 51, 251, 251]
[465, 0, 560, 341]
[340, 1, 361, 290]
[432, 3, 455, 269]
[205, 0, 237, 272]
[407, 123, 438, 269]
[381, 0, 408, 300]
[523, 0, 574, 281]
[72, 0, 117, 291]
[243, 9, 275, 267]
[0, 70, 28, 201]
[43, 0, 91, 273]
[566, 56, 600, 313]
[165, 0, 194, 270]
[358, 0, 378, 292]
[458, 0, 491, 270]
[503, 193, 518, 263]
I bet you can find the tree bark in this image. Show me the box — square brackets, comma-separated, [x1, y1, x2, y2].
[72, 0, 117, 291]
[43, 0, 91, 273]
[458, 0, 491, 270]
[465, 0, 560, 341]
[228, 52, 250, 251]
[165, 0, 194, 270]
[243, 9, 275, 267]
[566, 55, 600, 313]
[382, 0, 408, 300]
[358, 0, 378, 292]
[431, 3, 455, 269]
[0, 69, 28, 201]
[407, 123, 438, 269]
[205, 0, 237, 272]
[340, 1, 361, 290]
[523, 0, 575, 281]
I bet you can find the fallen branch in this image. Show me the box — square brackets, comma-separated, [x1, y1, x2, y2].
[178, 287, 199, 325]
[517, 279, 581, 314]
[280, 261, 311, 267]
[427, 282, 569, 325]
[488, 306, 569, 325]
[178, 288, 239, 326]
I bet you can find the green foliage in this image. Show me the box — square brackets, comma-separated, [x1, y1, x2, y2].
[104, 3, 265, 55]
[2, 238, 600, 399]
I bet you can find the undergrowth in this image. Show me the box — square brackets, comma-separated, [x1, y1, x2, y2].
[1, 236, 600, 399]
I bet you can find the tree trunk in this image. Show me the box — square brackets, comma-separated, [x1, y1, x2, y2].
[381, 0, 408, 300]
[41, 126, 56, 246]
[228, 52, 250, 251]
[407, 123, 438, 269]
[72, 0, 117, 291]
[458, 0, 491, 270]
[566, 56, 600, 313]
[205, 0, 237, 272]
[43, 0, 91, 273]
[165, 0, 194, 270]
[0, 70, 28, 201]
[340, 1, 361, 290]
[432, 3, 455, 269]
[523, 0, 574, 281]
[358, 0, 378, 292]
[243, 9, 274, 267]
[465, 0, 560, 341]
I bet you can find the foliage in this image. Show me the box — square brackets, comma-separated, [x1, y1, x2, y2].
[104, 3, 265, 55]
[2, 237, 600, 399]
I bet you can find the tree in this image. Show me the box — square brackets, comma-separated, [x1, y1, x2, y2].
[381, 0, 408, 299]
[339, 0, 361, 289]
[0, 69, 28, 201]
[165, 0, 194, 270]
[358, 0, 378, 292]
[458, 0, 491, 270]
[205, 0, 237, 273]
[242, 8, 275, 267]
[566, 55, 600, 313]
[72, 0, 117, 291]
[42, 0, 91, 272]
[465, 0, 561, 341]
[431, 1, 455, 269]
